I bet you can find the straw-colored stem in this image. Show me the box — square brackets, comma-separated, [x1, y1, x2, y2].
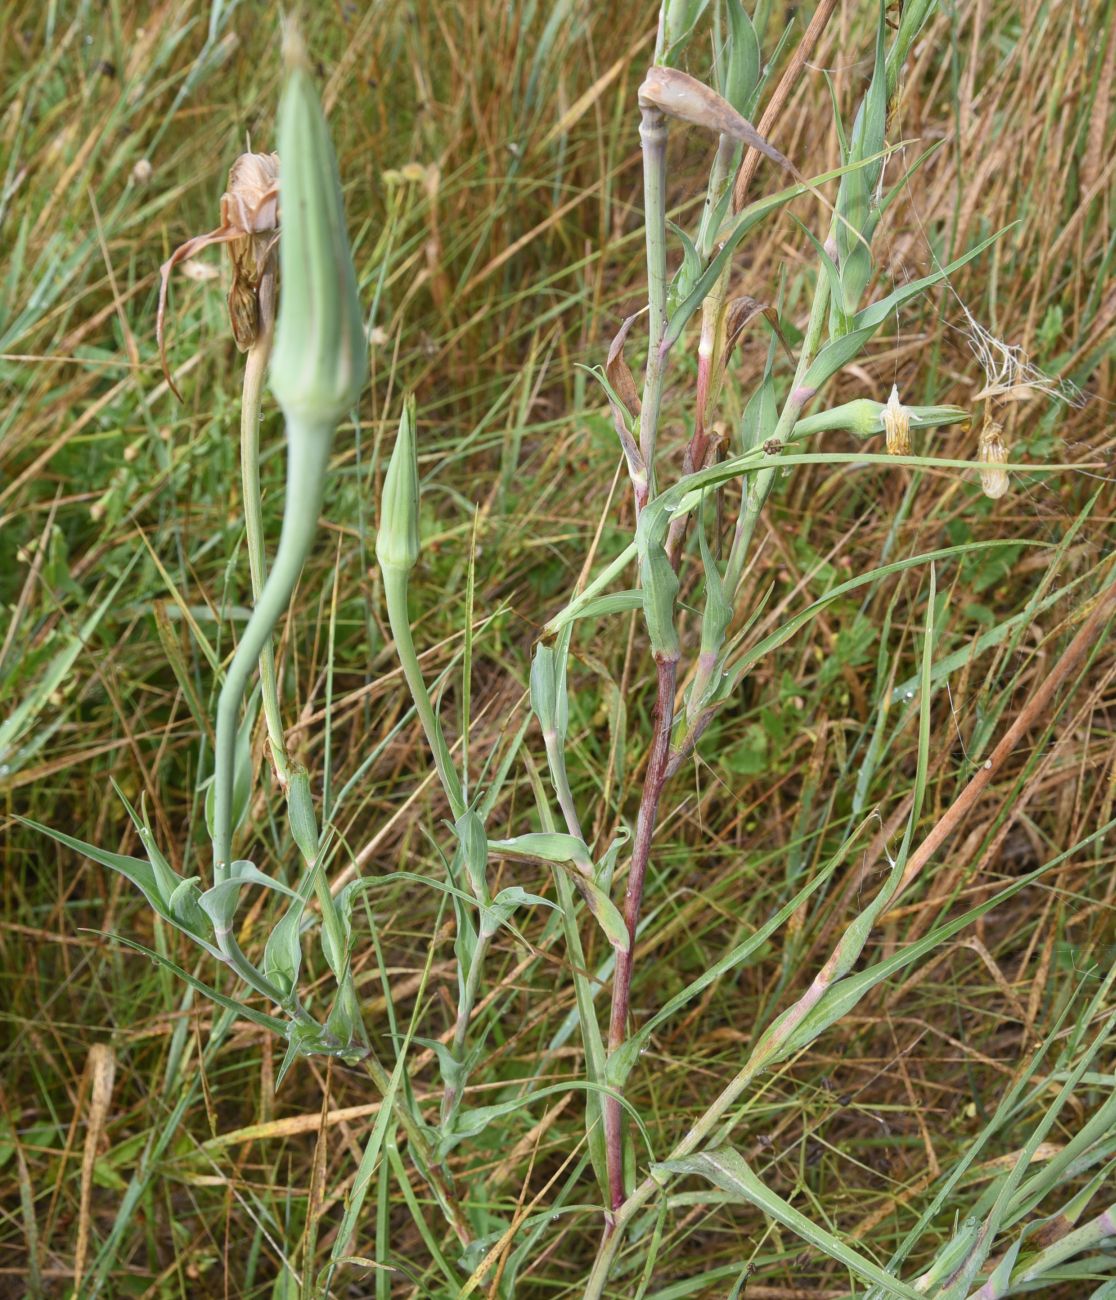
[213, 422, 331, 877]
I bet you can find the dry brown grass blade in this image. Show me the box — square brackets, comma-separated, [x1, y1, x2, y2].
[890, 575, 1116, 905]
[732, 0, 840, 211]
[73, 1043, 116, 1290]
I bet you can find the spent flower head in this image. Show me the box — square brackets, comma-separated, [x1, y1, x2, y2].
[978, 420, 1010, 499]
[882, 384, 912, 456]
[157, 151, 280, 397]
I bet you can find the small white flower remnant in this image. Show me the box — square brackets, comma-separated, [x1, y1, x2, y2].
[882, 384, 912, 456]
[978, 420, 1010, 499]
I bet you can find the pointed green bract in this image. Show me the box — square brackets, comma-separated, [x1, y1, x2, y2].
[376, 393, 421, 573]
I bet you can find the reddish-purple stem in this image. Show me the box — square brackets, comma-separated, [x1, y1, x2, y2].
[604, 654, 677, 1212]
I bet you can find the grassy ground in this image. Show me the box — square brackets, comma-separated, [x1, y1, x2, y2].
[1, 0, 1114, 1296]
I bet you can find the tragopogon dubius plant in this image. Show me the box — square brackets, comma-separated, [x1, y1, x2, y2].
[21, 3, 1114, 1295]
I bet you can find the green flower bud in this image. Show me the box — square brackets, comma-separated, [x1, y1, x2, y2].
[791, 399, 968, 442]
[270, 30, 367, 428]
[794, 398, 883, 440]
[376, 394, 421, 573]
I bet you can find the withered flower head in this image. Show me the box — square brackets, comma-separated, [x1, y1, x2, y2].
[882, 384, 912, 456]
[157, 151, 280, 399]
[978, 420, 1010, 500]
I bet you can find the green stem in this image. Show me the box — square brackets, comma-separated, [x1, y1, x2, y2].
[303, 840, 352, 998]
[668, 273, 835, 767]
[212, 421, 332, 878]
[381, 564, 466, 819]
[441, 929, 490, 1122]
[724, 271, 833, 596]
[240, 341, 353, 1012]
[239, 332, 291, 789]
[637, 102, 669, 506]
[586, 1049, 769, 1297]
[544, 730, 585, 842]
[363, 1053, 472, 1246]
[1013, 1204, 1116, 1291]
[544, 541, 638, 636]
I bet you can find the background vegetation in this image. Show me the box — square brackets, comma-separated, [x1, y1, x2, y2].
[1, 0, 1113, 1295]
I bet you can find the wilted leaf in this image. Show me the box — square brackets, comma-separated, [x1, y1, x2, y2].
[605, 312, 642, 418]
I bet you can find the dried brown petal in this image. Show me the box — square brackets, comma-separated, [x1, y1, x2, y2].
[637, 68, 798, 182]
[723, 296, 793, 368]
[221, 152, 279, 233]
[227, 231, 279, 351]
[157, 151, 280, 397]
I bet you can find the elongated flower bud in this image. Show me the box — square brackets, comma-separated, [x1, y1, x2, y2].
[376, 395, 421, 574]
[269, 30, 367, 428]
[790, 399, 967, 441]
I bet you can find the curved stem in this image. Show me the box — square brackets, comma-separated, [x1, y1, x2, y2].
[239, 330, 291, 789]
[213, 422, 332, 877]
